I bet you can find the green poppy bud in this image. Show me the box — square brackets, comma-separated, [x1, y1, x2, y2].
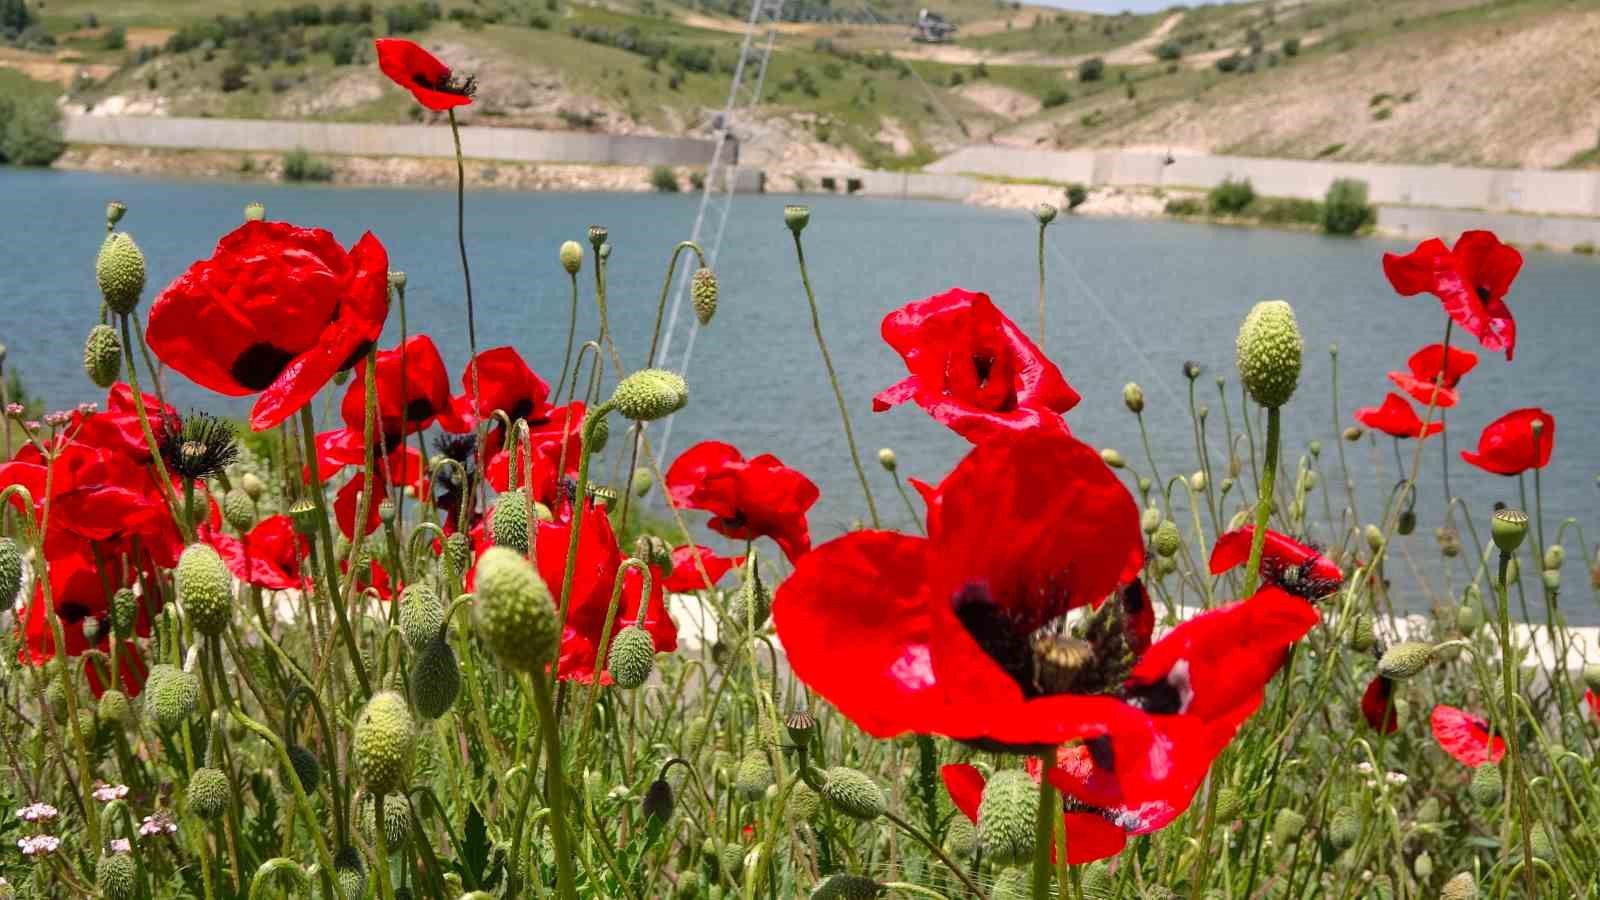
[1377, 641, 1434, 681]
[1080, 862, 1114, 900]
[1140, 506, 1161, 535]
[784, 204, 811, 234]
[223, 490, 255, 532]
[1327, 806, 1360, 850]
[473, 546, 559, 673]
[877, 447, 897, 472]
[607, 625, 656, 689]
[239, 471, 265, 501]
[993, 868, 1031, 900]
[398, 583, 444, 652]
[96, 851, 137, 900]
[610, 369, 688, 421]
[631, 467, 654, 497]
[1415, 796, 1441, 824]
[287, 742, 321, 792]
[443, 531, 471, 580]
[1122, 382, 1144, 414]
[356, 792, 411, 851]
[98, 689, 132, 727]
[1034, 203, 1058, 225]
[1308, 440, 1321, 457]
[810, 874, 887, 899]
[489, 491, 531, 554]
[335, 847, 366, 900]
[730, 552, 771, 630]
[0, 537, 22, 605]
[1543, 569, 1560, 593]
[691, 267, 718, 326]
[145, 663, 199, 731]
[791, 779, 823, 819]
[1364, 524, 1384, 553]
[734, 752, 774, 800]
[410, 633, 461, 719]
[186, 767, 231, 820]
[1440, 872, 1476, 900]
[1343, 426, 1364, 442]
[177, 543, 233, 637]
[1235, 300, 1302, 408]
[1152, 520, 1181, 558]
[821, 767, 885, 820]
[83, 324, 123, 389]
[560, 240, 583, 275]
[1469, 763, 1502, 806]
[1413, 850, 1433, 879]
[353, 691, 415, 796]
[1346, 612, 1375, 652]
[96, 232, 147, 315]
[944, 815, 977, 857]
[1271, 807, 1306, 846]
[977, 769, 1037, 865]
[1397, 509, 1416, 535]
[1491, 509, 1527, 554]
[1100, 448, 1125, 469]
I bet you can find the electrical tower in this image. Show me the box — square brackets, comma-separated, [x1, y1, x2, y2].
[653, 0, 784, 463]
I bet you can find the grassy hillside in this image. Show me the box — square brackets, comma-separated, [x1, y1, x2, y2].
[4, 0, 1597, 172]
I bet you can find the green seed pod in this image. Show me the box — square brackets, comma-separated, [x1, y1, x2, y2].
[1377, 641, 1434, 681]
[977, 769, 1037, 865]
[96, 851, 137, 900]
[821, 767, 886, 821]
[1326, 806, 1360, 851]
[691, 267, 718, 326]
[410, 633, 461, 719]
[353, 691, 415, 796]
[607, 625, 656, 690]
[287, 743, 321, 793]
[334, 846, 366, 900]
[177, 543, 233, 637]
[1436, 526, 1462, 558]
[1235, 299, 1303, 408]
[784, 204, 811, 234]
[718, 842, 745, 880]
[610, 369, 688, 422]
[1413, 850, 1433, 879]
[943, 815, 977, 857]
[98, 689, 132, 727]
[473, 546, 560, 673]
[1122, 382, 1145, 414]
[1469, 763, 1502, 806]
[1415, 796, 1441, 824]
[560, 240, 583, 275]
[992, 867, 1031, 900]
[243, 201, 266, 222]
[186, 767, 231, 820]
[0, 536, 20, 605]
[96, 232, 147, 315]
[1490, 509, 1528, 555]
[399, 583, 445, 652]
[1440, 872, 1476, 900]
[734, 752, 774, 800]
[1152, 520, 1181, 558]
[145, 663, 199, 731]
[289, 498, 318, 536]
[356, 792, 411, 851]
[83, 324, 123, 389]
[1100, 448, 1125, 469]
[587, 224, 608, 249]
[790, 780, 823, 820]
[729, 553, 771, 631]
[809, 874, 886, 899]
[1542, 569, 1560, 593]
[489, 492, 531, 554]
[106, 200, 127, 227]
[222, 490, 255, 532]
[1271, 807, 1306, 846]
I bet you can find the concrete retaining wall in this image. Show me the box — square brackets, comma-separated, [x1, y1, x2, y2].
[930, 146, 1600, 218]
[1378, 205, 1600, 251]
[63, 114, 721, 167]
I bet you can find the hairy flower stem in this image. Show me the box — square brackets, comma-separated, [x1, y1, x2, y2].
[297, 406, 371, 696]
[1036, 220, 1047, 344]
[1241, 405, 1281, 595]
[447, 109, 482, 441]
[372, 793, 397, 900]
[529, 672, 580, 900]
[117, 312, 191, 542]
[1032, 767, 1055, 900]
[1496, 550, 1539, 900]
[553, 270, 580, 401]
[647, 241, 707, 368]
[789, 232, 879, 528]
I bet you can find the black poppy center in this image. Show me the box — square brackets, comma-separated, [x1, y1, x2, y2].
[508, 397, 536, 422]
[339, 340, 375, 373]
[972, 353, 994, 387]
[404, 397, 434, 424]
[231, 343, 296, 391]
[413, 71, 478, 98]
[1475, 284, 1491, 303]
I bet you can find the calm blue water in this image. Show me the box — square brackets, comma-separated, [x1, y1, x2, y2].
[2, 168, 1597, 620]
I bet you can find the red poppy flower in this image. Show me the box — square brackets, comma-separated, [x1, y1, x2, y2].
[1586, 689, 1599, 722]
[1354, 393, 1443, 440]
[85, 642, 150, 699]
[147, 221, 390, 431]
[662, 544, 745, 594]
[484, 402, 585, 510]
[332, 446, 424, 538]
[1430, 705, 1505, 767]
[1383, 230, 1523, 360]
[1361, 675, 1399, 734]
[1386, 344, 1478, 409]
[375, 38, 475, 111]
[942, 763, 1129, 865]
[532, 502, 674, 682]
[666, 442, 818, 563]
[202, 514, 307, 591]
[1209, 526, 1343, 600]
[774, 428, 1317, 799]
[1459, 407, 1555, 476]
[453, 347, 552, 430]
[340, 335, 468, 437]
[873, 288, 1080, 442]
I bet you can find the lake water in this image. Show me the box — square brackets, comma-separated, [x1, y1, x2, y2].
[3, 168, 1597, 621]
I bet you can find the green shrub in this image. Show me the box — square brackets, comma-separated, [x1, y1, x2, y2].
[650, 165, 679, 192]
[220, 62, 249, 93]
[102, 25, 127, 50]
[1164, 197, 1202, 216]
[1282, 37, 1300, 57]
[1041, 87, 1070, 108]
[1254, 197, 1322, 226]
[1207, 178, 1255, 215]
[1077, 57, 1104, 82]
[1215, 52, 1243, 73]
[1573, 242, 1596, 256]
[1321, 178, 1373, 234]
[329, 28, 358, 65]
[1154, 40, 1182, 61]
[282, 148, 334, 182]
[0, 97, 65, 167]
[1066, 183, 1088, 210]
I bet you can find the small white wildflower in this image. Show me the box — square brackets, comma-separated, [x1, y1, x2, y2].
[16, 803, 58, 823]
[18, 835, 61, 857]
[139, 813, 178, 837]
[110, 838, 131, 854]
[1385, 771, 1409, 786]
[1355, 761, 1375, 775]
[93, 783, 130, 803]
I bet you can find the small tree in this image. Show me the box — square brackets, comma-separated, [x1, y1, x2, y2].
[651, 166, 680, 192]
[1065, 183, 1088, 210]
[1282, 37, 1301, 57]
[1322, 178, 1373, 235]
[1207, 177, 1255, 215]
[0, 98, 65, 167]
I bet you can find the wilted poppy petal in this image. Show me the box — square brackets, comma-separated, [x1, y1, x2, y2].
[1362, 676, 1399, 734]
[1430, 705, 1505, 767]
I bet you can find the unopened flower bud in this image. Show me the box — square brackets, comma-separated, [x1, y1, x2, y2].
[186, 767, 231, 820]
[642, 777, 674, 822]
[976, 769, 1036, 864]
[1542, 569, 1560, 593]
[177, 543, 233, 637]
[1183, 360, 1202, 381]
[353, 691, 415, 796]
[96, 850, 137, 900]
[1189, 470, 1206, 492]
[1396, 509, 1416, 535]
[410, 633, 461, 719]
[1343, 426, 1364, 442]
[1377, 641, 1434, 681]
[144, 663, 198, 730]
[98, 689, 132, 727]
[1152, 520, 1181, 558]
[1271, 807, 1306, 846]
[97, 233, 147, 316]
[1140, 506, 1162, 535]
[877, 447, 897, 472]
[0, 536, 20, 605]
[1364, 524, 1384, 553]
[635, 535, 674, 573]
[105, 200, 127, 227]
[691, 267, 718, 325]
[1327, 806, 1360, 850]
[730, 553, 771, 630]
[1100, 448, 1125, 469]
[1236, 300, 1302, 408]
[83, 324, 122, 389]
[1440, 872, 1476, 900]
[221, 490, 254, 532]
[335, 848, 366, 900]
[607, 625, 656, 689]
[821, 767, 885, 820]
[1034, 203, 1057, 225]
[811, 874, 887, 899]
[1122, 382, 1144, 414]
[784, 204, 811, 234]
[1308, 440, 1322, 457]
[1542, 543, 1563, 571]
[489, 492, 531, 554]
[610, 369, 688, 421]
[1491, 509, 1527, 554]
[587, 225, 608, 249]
[473, 546, 559, 673]
[560, 240, 583, 275]
[287, 743, 321, 792]
[1469, 763, 1501, 806]
[734, 752, 774, 799]
[1412, 850, 1433, 879]
[1347, 612, 1374, 652]
[944, 816, 977, 857]
[243, 201, 266, 222]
